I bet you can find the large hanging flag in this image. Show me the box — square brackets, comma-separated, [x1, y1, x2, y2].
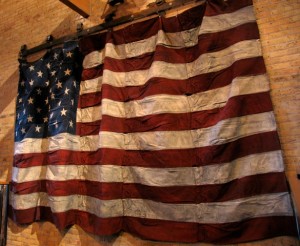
[10, 0, 298, 243]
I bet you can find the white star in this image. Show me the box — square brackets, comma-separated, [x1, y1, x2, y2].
[28, 97, 34, 104]
[66, 51, 73, 57]
[64, 88, 70, 95]
[43, 117, 48, 123]
[51, 70, 56, 76]
[29, 65, 35, 71]
[56, 81, 62, 88]
[37, 108, 42, 113]
[73, 80, 77, 87]
[69, 120, 73, 127]
[64, 68, 71, 76]
[18, 98, 23, 103]
[21, 128, 26, 134]
[45, 80, 50, 86]
[37, 70, 43, 77]
[51, 93, 55, 99]
[27, 115, 33, 122]
[29, 79, 34, 86]
[53, 53, 59, 59]
[71, 99, 74, 105]
[45, 97, 49, 104]
[35, 125, 41, 132]
[61, 108, 67, 116]
[37, 88, 42, 95]
[46, 63, 51, 69]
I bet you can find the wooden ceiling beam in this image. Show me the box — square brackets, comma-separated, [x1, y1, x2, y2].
[59, 0, 90, 18]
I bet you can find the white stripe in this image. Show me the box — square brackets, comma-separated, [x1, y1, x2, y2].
[96, 74, 269, 119]
[14, 133, 81, 154]
[200, 5, 256, 34]
[101, 40, 261, 88]
[77, 105, 102, 123]
[10, 192, 293, 223]
[123, 193, 293, 223]
[187, 39, 261, 77]
[12, 151, 284, 186]
[83, 6, 256, 68]
[14, 112, 277, 154]
[83, 50, 105, 69]
[80, 77, 102, 95]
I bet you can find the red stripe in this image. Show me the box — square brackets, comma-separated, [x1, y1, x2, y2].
[79, 57, 267, 106]
[122, 132, 281, 168]
[77, 91, 102, 109]
[205, 0, 253, 16]
[81, 64, 103, 82]
[78, 92, 273, 135]
[14, 149, 84, 167]
[8, 206, 121, 235]
[77, 120, 101, 135]
[13, 131, 281, 168]
[9, 206, 297, 243]
[11, 172, 289, 203]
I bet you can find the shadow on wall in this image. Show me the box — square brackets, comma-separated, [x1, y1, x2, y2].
[0, 128, 14, 182]
[8, 220, 67, 246]
[0, 70, 18, 116]
[8, 219, 120, 246]
[0, 69, 18, 182]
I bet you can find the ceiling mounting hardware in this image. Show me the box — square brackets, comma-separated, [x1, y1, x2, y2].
[20, 0, 206, 58]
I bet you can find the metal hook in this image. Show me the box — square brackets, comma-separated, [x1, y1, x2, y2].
[46, 35, 54, 43]
[77, 23, 84, 33]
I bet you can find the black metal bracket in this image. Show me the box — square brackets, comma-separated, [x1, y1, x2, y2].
[18, 45, 27, 61]
[46, 35, 54, 43]
[76, 23, 84, 33]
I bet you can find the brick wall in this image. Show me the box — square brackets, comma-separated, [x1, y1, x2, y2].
[0, 0, 299, 245]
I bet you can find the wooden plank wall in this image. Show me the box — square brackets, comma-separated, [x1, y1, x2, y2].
[0, 0, 299, 245]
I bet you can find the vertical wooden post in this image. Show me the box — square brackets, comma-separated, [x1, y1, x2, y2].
[0, 183, 9, 246]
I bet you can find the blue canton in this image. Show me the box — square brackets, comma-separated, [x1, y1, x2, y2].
[15, 41, 82, 141]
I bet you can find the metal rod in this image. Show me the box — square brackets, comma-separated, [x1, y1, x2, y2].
[19, 0, 206, 58]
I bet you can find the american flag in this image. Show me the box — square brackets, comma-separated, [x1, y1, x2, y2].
[10, 0, 298, 243]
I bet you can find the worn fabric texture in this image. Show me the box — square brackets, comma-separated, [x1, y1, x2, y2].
[10, 0, 298, 243]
